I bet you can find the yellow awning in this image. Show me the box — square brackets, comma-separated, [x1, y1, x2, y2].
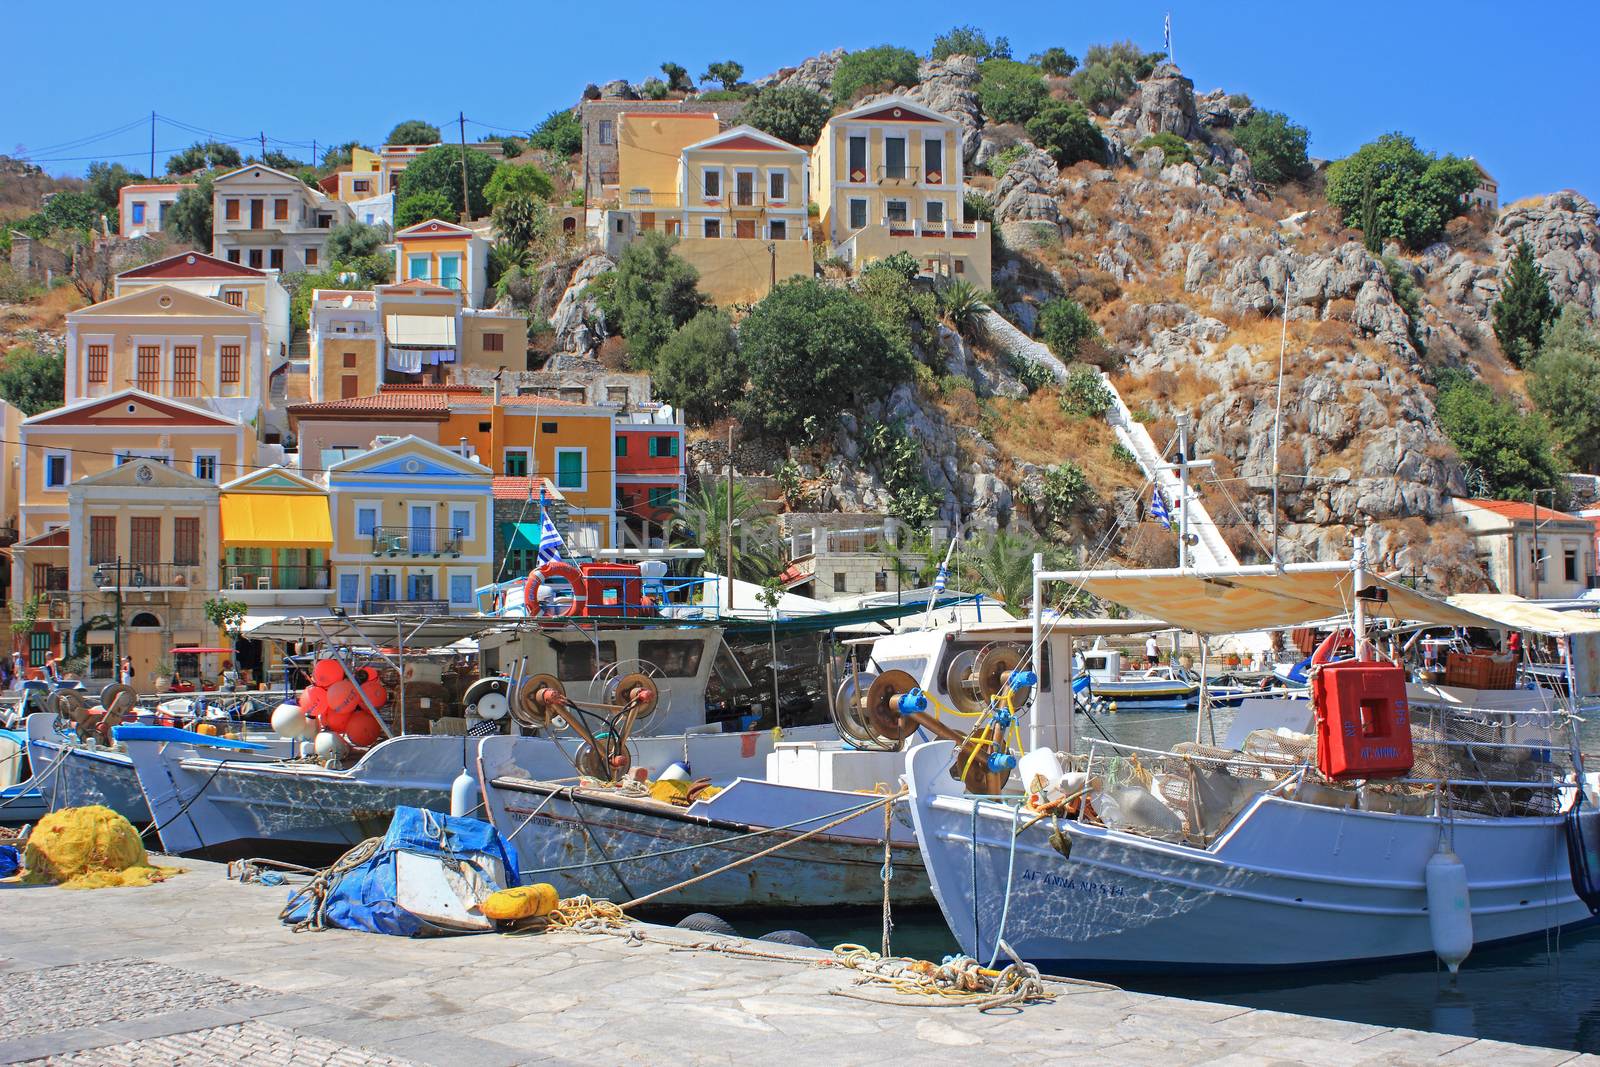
[220, 493, 332, 549]
[1445, 594, 1600, 636]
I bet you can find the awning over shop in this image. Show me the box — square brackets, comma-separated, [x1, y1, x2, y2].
[220, 493, 332, 549]
[1445, 594, 1600, 636]
[1055, 562, 1502, 635]
[505, 522, 541, 551]
[385, 314, 456, 347]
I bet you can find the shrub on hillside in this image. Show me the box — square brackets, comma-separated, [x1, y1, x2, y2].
[1026, 102, 1106, 167]
[1071, 40, 1163, 113]
[654, 309, 744, 425]
[931, 25, 1010, 61]
[1325, 133, 1479, 250]
[396, 144, 496, 221]
[742, 86, 832, 147]
[1492, 241, 1558, 366]
[596, 232, 706, 369]
[1232, 109, 1311, 185]
[1135, 132, 1193, 166]
[832, 45, 920, 106]
[1038, 296, 1099, 358]
[1434, 370, 1564, 502]
[1530, 308, 1600, 473]
[1059, 365, 1113, 418]
[1031, 48, 1079, 76]
[529, 109, 583, 157]
[977, 59, 1048, 126]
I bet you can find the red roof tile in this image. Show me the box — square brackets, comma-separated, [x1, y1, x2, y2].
[500, 394, 581, 407]
[1458, 498, 1584, 522]
[491, 476, 565, 502]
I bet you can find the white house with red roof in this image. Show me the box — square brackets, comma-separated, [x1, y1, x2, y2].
[117, 182, 195, 238]
[1451, 497, 1598, 599]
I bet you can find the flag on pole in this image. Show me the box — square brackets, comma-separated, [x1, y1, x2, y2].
[933, 562, 949, 594]
[537, 490, 566, 565]
[1151, 488, 1174, 530]
[1164, 13, 1172, 59]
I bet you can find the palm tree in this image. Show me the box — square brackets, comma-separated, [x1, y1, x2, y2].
[938, 279, 991, 335]
[667, 483, 784, 582]
[961, 530, 1077, 611]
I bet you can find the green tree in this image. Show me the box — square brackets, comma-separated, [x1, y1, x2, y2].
[597, 232, 706, 368]
[34, 191, 103, 235]
[1233, 109, 1311, 185]
[166, 140, 241, 176]
[163, 174, 214, 248]
[1031, 47, 1079, 76]
[1059, 365, 1112, 418]
[1435, 371, 1564, 502]
[1038, 296, 1099, 357]
[320, 141, 368, 171]
[977, 59, 1048, 125]
[395, 144, 497, 221]
[491, 193, 550, 251]
[84, 161, 145, 222]
[386, 119, 441, 145]
[326, 219, 389, 263]
[961, 530, 1073, 609]
[661, 62, 694, 93]
[654, 309, 745, 425]
[1325, 133, 1479, 249]
[640, 78, 669, 101]
[743, 86, 832, 147]
[857, 260, 937, 354]
[1026, 461, 1093, 526]
[285, 268, 356, 330]
[1492, 241, 1558, 366]
[485, 162, 554, 206]
[1071, 40, 1164, 112]
[832, 45, 921, 106]
[1529, 308, 1600, 472]
[668, 482, 782, 582]
[259, 149, 302, 170]
[395, 189, 456, 229]
[529, 109, 583, 157]
[931, 25, 1010, 61]
[0, 345, 65, 416]
[701, 60, 745, 91]
[738, 278, 911, 439]
[1025, 102, 1106, 167]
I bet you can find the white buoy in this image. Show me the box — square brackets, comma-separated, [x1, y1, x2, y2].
[450, 769, 479, 818]
[313, 730, 349, 762]
[271, 701, 314, 741]
[1426, 845, 1473, 974]
[657, 762, 692, 783]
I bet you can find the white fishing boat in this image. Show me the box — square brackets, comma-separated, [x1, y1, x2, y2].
[1075, 644, 1260, 712]
[907, 552, 1600, 973]
[475, 618, 1163, 911]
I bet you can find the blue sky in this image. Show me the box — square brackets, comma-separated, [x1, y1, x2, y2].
[3, 1, 1593, 203]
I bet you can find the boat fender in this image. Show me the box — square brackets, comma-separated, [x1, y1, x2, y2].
[758, 929, 819, 949]
[482, 883, 559, 922]
[450, 769, 480, 818]
[676, 912, 738, 936]
[657, 762, 692, 783]
[313, 730, 349, 762]
[1425, 846, 1473, 974]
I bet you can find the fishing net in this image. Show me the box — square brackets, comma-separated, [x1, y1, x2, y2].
[1409, 703, 1562, 818]
[19, 805, 182, 889]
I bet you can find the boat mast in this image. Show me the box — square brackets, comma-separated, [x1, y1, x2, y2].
[1353, 530, 1369, 662]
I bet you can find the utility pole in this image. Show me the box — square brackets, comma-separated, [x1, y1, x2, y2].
[725, 423, 735, 612]
[458, 112, 471, 223]
[1177, 416, 1191, 574]
[1531, 487, 1556, 600]
[312, 139, 318, 169]
[259, 131, 267, 160]
[149, 112, 156, 178]
[767, 242, 776, 295]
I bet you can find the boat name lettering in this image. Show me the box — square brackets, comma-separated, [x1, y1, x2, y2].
[1021, 869, 1127, 897]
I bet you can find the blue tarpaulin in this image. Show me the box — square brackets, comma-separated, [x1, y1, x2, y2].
[283, 807, 520, 936]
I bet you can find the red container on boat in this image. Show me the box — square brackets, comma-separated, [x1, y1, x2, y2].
[1313, 661, 1413, 780]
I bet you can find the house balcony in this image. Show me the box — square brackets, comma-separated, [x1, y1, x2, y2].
[43, 591, 71, 621]
[877, 217, 982, 240]
[625, 190, 681, 208]
[361, 598, 450, 615]
[90, 562, 203, 593]
[222, 563, 334, 607]
[874, 164, 924, 187]
[369, 525, 465, 558]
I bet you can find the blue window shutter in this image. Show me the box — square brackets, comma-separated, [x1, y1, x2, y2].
[339, 573, 358, 605]
[450, 574, 472, 604]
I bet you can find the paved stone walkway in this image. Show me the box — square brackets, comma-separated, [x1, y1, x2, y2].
[3, 861, 1598, 1066]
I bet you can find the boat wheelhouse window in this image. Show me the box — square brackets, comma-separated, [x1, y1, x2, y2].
[555, 640, 618, 681]
[638, 638, 704, 678]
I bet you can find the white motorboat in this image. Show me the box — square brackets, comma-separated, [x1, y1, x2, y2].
[907, 553, 1600, 973]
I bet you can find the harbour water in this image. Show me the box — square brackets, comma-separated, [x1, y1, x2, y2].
[707, 706, 1600, 1057]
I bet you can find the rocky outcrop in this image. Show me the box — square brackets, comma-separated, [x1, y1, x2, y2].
[549, 251, 614, 355]
[1133, 62, 1199, 140]
[1194, 89, 1253, 130]
[755, 49, 845, 96]
[597, 80, 638, 100]
[906, 56, 984, 163]
[1496, 191, 1600, 318]
[992, 147, 1062, 247]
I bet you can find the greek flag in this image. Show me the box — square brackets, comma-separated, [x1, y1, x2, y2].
[537, 492, 565, 565]
[1164, 12, 1172, 58]
[933, 563, 949, 594]
[1151, 488, 1174, 530]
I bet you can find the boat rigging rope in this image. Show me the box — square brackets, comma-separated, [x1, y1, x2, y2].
[280, 836, 384, 932]
[0, 741, 72, 811]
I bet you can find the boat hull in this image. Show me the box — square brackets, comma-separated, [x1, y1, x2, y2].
[905, 740, 1595, 973]
[486, 777, 929, 911]
[24, 724, 151, 826]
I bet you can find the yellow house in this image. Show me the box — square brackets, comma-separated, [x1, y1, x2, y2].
[617, 111, 721, 214]
[66, 458, 221, 684]
[325, 435, 494, 615]
[810, 95, 991, 288]
[114, 250, 293, 366]
[392, 219, 492, 307]
[64, 284, 270, 433]
[333, 147, 386, 202]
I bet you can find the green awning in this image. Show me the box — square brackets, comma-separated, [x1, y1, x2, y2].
[505, 522, 541, 551]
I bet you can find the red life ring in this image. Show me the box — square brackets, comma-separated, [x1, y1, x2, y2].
[524, 561, 588, 618]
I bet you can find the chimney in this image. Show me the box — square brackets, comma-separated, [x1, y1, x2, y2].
[458, 436, 469, 459]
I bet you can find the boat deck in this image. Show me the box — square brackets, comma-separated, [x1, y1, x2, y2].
[3, 860, 1594, 1065]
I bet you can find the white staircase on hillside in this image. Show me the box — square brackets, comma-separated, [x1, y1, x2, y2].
[1098, 372, 1238, 571]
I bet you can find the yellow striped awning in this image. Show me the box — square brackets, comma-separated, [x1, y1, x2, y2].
[220, 493, 332, 549]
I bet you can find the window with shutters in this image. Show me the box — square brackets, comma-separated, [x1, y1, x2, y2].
[555, 448, 585, 490]
[220, 344, 241, 384]
[273, 198, 288, 221]
[223, 290, 244, 307]
[87, 344, 108, 384]
[173, 346, 197, 396]
[174, 517, 199, 565]
[136, 346, 160, 391]
[224, 199, 240, 221]
[305, 247, 319, 267]
[130, 517, 161, 564]
[269, 248, 283, 270]
[482, 332, 503, 352]
[89, 516, 116, 564]
[504, 449, 529, 477]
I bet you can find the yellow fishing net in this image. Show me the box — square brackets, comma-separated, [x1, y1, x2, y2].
[19, 805, 182, 889]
